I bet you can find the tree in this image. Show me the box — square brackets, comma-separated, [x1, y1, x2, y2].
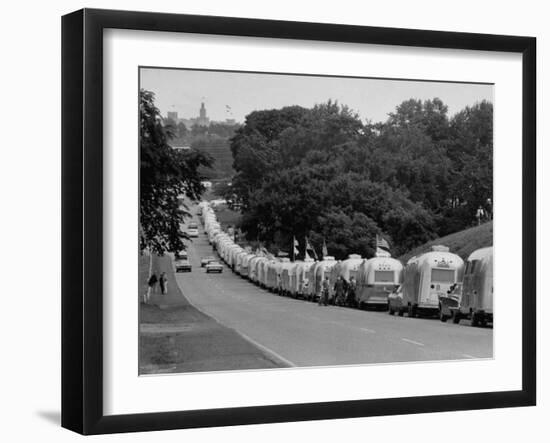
[443, 100, 493, 232]
[228, 97, 492, 258]
[310, 211, 380, 259]
[139, 89, 212, 255]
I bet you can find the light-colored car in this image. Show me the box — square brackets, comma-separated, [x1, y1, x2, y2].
[201, 256, 216, 267]
[206, 261, 223, 273]
[175, 250, 188, 260]
[187, 223, 199, 238]
[175, 258, 192, 272]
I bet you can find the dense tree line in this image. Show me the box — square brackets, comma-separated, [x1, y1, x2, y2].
[228, 99, 493, 258]
[140, 90, 212, 255]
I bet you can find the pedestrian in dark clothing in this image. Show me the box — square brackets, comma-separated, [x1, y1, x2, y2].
[347, 277, 357, 308]
[146, 272, 158, 303]
[159, 272, 168, 295]
[334, 276, 345, 306]
[319, 276, 330, 306]
[148, 273, 158, 294]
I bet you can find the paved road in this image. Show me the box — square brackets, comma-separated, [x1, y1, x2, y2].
[174, 218, 493, 368]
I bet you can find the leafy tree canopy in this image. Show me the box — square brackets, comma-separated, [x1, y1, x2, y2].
[227, 98, 492, 259]
[140, 89, 212, 255]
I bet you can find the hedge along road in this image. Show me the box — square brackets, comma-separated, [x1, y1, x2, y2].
[174, 217, 493, 369]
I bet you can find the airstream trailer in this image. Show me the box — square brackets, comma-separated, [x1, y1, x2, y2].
[266, 259, 288, 292]
[228, 245, 244, 270]
[256, 257, 271, 288]
[400, 245, 464, 317]
[208, 227, 222, 245]
[218, 240, 233, 264]
[248, 255, 263, 282]
[210, 231, 224, 250]
[452, 246, 493, 326]
[235, 251, 251, 276]
[278, 260, 296, 296]
[221, 238, 235, 255]
[294, 258, 316, 298]
[329, 254, 363, 297]
[214, 235, 230, 257]
[307, 256, 337, 301]
[233, 250, 245, 274]
[243, 253, 257, 278]
[356, 251, 403, 309]
[283, 262, 301, 297]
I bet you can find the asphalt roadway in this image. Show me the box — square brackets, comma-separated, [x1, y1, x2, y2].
[174, 221, 493, 369]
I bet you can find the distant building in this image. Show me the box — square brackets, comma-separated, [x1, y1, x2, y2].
[167, 111, 178, 122]
[166, 103, 240, 129]
[194, 102, 210, 127]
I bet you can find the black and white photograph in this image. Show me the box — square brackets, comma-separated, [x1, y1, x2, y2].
[138, 67, 494, 375]
[1, 0, 544, 440]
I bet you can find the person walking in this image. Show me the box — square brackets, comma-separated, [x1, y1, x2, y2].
[159, 272, 168, 295]
[334, 276, 345, 306]
[347, 276, 357, 308]
[319, 275, 330, 306]
[146, 272, 158, 303]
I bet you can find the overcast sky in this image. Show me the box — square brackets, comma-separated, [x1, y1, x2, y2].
[140, 67, 493, 124]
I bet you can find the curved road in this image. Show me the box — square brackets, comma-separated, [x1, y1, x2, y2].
[174, 220, 493, 368]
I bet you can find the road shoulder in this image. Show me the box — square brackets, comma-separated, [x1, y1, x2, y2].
[139, 254, 288, 374]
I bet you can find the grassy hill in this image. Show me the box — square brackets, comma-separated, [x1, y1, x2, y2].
[195, 144, 235, 180]
[398, 221, 493, 263]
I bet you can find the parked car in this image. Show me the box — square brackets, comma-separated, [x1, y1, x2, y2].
[201, 256, 216, 267]
[206, 261, 223, 273]
[175, 258, 192, 272]
[175, 250, 188, 260]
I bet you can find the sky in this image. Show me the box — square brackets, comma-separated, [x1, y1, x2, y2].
[140, 67, 493, 125]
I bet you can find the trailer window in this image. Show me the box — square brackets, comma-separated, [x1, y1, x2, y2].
[375, 270, 394, 282]
[431, 268, 455, 283]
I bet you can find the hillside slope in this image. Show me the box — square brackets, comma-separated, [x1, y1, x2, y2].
[398, 221, 493, 263]
[195, 144, 235, 180]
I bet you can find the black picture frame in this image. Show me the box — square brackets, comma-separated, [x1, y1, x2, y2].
[61, 8, 536, 435]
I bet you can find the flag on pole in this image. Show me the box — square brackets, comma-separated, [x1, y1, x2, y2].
[322, 239, 328, 258]
[293, 236, 299, 261]
[305, 236, 318, 260]
[376, 234, 390, 252]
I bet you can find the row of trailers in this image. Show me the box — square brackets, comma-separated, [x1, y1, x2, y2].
[198, 202, 493, 327]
